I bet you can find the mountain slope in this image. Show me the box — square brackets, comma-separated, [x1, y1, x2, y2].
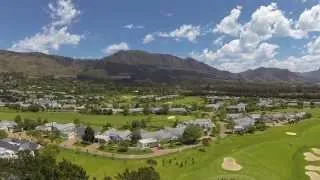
[301, 69, 320, 82]
[239, 67, 304, 82]
[0, 50, 80, 78]
[0, 50, 237, 84]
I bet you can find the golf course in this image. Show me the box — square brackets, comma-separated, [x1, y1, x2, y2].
[57, 108, 320, 180]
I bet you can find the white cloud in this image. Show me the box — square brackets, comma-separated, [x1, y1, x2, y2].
[213, 36, 225, 46]
[214, 6, 242, 36]
[143, 34, 155, 44]
[190, 3, 312, 72]
[297, 5, 320, 32]
[123, 24, 144, 29]
[48, 0, 80, 26]
[307, 36, 320, 54]
[190, 39, 280, 72]
[11, 27, 81, 54]
[102, 42, 130, 55]
[157, 24, 201, 42]
[10, 0, 82, 54]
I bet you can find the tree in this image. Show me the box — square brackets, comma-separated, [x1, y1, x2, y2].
[74, 118, 81, 127]
[0, 130, 8, 139]
[82, 126, 95, 143]
[146, 159, 157, 166]
[143, 104, 151, 115]
[115, 167, 160, 180]
[117, 141, 129, 152]
[247, 125, 256, 134]
[14, 115, 22, 124]
[181, 125, 202, 145]
[161, 104, 169, 115]
[56, 159, 89, 180]
[123, 107, 129, 116]
[131, 130, 141, 144]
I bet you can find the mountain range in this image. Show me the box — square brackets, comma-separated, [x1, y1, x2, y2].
[0, 49, 319, 84]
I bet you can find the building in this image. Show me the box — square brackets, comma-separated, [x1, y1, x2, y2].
[140, 127, 186, 142]
[36, 122, 76, 139]
[0, 120, 17, 132]
[137, 138, 159, 149]
[227, 103, 247, 113]
[205, 103, 222, 111]
[0, 139, 40, 159]
[129, 108, 144, 114]
[178, 119, 215, 135]
[95, 128, 131, 143]
[232, 117, 255, 133]
[169, 108, 187, 115]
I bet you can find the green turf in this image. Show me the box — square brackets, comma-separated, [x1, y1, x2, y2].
[0, 109, 193, 129]
[57, 108, 320, 180]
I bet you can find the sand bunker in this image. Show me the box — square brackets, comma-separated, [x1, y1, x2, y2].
[306, 171, 320, 180]
[167, 116, 176, 120]
[304, 152, 320, 162]
[221, 157, 242, 171]
[306, 166, 320, 173]
[312, 148, 320, 156]
[286, 132, 297, 136]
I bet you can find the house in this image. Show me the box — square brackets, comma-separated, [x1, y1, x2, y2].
[0, 139, 40, 159]
[0, 120, 17, 132]
[151, 107, 162, 114]
[232, 117, 255, 133]
[249, 114, 262, 121]
[129, 108, 144, 114]
[227, 103, 247, 113]
[36, 122, 76, 139]
[169, 108, 187, 115]
[178, 119, 215, 135]
[226, 113, 244, 120]
[140, 127, 186, 142]
[95, 128, 131, 143]
[257, 99, 274, 108]
[205, 103, 222, 111]
[137, 138, 159, 149]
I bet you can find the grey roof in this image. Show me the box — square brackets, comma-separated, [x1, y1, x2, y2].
[102, 128, 131, 140]
[180, 119, 215, 128]
[141, 127, 186, 141]
[233, 117, 255, 129]
[0, 139, 39, 152]
[0, 121, 17, 128]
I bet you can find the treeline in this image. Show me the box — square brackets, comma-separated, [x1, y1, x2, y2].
[0, 146, 160, 180]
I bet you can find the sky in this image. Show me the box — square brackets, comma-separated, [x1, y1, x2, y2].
[1, 0, 320, 73]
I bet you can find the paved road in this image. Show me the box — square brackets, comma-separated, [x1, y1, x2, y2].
[59, 139, 201, 159]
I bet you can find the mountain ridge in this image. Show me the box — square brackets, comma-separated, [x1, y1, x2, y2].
[0, 49, 318, 83]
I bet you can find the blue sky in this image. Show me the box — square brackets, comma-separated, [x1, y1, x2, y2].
[1, 0, 320, 72]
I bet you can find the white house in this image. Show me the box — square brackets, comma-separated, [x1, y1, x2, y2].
[137, 138, 158, 149]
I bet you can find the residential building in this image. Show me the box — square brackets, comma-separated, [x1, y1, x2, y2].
[137, 138, 159, 149]
[95, 128, 131, 143]
[0, 139, 40, 159]
[232, 117, 255, 133]
[0, 121, 17, 132]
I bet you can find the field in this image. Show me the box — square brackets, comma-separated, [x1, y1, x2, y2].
[0, 109, 193, 129]
[57, 108, 320, 180]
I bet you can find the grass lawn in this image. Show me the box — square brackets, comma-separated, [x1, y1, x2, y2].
[58, 108, 320, 180]
[0, 109, 193, 129]
[165, 96, 205, 106]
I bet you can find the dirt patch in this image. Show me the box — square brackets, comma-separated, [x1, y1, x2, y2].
[312, 148, 320, 156]
[286, 132, 297, 136]
[304, 152, 320, 162]
[221, 157, 242, 171]
[306, 166, 320, 173]
[306, 171, 320, 180]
